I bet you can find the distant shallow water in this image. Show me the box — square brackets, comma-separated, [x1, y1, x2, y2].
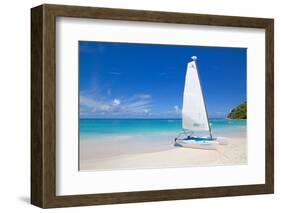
[80, 118, 246, 139]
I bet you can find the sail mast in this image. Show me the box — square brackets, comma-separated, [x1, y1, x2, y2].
[192, 56, 213, 139]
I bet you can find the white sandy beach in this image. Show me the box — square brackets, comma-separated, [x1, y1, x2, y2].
[80, 131, 247, 171]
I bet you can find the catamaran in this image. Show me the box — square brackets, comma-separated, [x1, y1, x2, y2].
[174, 56, 222, 150]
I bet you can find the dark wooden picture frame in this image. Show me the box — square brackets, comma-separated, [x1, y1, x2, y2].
[31, 4, 274, 208]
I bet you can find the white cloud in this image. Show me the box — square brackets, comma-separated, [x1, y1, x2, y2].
[80, 96, 97, 108]
[100, 104, 111, 111]
[137, 94, 151, 99]
[112, 99, 121, 106]
[80, 94, 152, 117]
[144, 109, 149, 114]
[109, 72, 121, 75]
[174, 105, 181, 114]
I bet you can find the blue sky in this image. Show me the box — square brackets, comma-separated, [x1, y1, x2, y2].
[79, 41, 246, 118]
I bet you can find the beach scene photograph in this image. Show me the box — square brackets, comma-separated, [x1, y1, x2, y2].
[79, 41, 247, 171]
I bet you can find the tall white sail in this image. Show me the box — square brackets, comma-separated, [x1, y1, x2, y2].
[182, 56, 210, 132]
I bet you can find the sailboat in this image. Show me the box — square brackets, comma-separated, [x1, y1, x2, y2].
[174, 56, 219, 150]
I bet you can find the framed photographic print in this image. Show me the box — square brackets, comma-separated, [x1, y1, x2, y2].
[31, 4, 274, 208]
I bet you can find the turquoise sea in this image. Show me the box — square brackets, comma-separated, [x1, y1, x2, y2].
[80, 118, 246, 139]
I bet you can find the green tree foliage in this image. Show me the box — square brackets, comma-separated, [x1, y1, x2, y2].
[227, 102, 247, 119]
